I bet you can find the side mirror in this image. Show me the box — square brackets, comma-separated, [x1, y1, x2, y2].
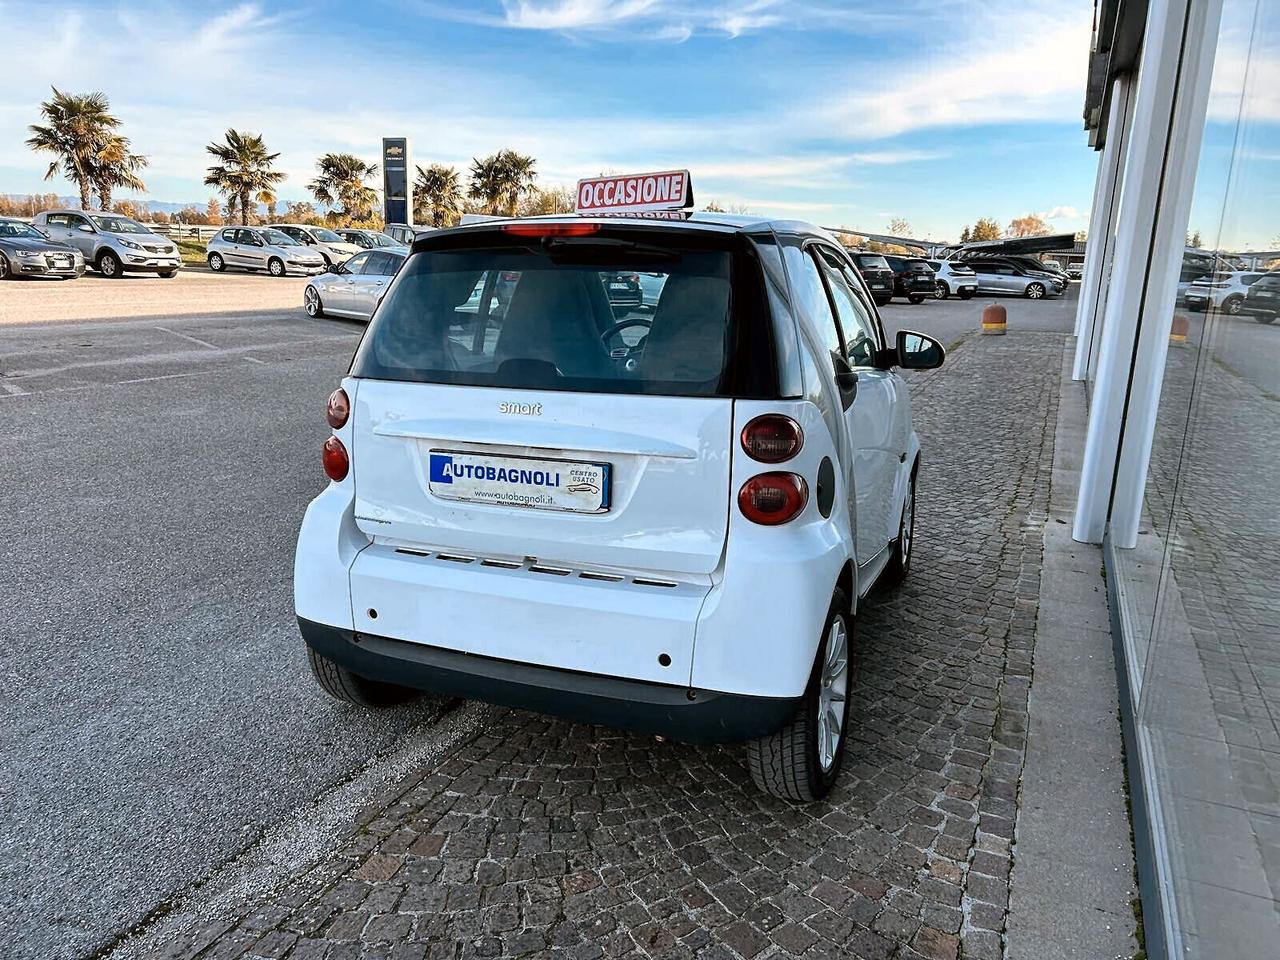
[77, 223, 94, 233]
[333, 261, 347, 275]
[895, 330, 945, 370]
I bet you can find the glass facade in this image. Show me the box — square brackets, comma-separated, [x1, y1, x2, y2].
[1104, 0, 1280, 954]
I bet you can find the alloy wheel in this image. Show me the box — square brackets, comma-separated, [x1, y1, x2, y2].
[304, 286, 320, 316]
[900, 475, 915, 566]
[269, 259, 285, 277]
[817, 617, 849, 772]
[0, 254, 9, 279]
[934, 282, 948, 300]
[1027, 283, 1044, 299]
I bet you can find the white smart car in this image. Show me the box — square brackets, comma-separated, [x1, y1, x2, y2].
[294, 211, 943, 800]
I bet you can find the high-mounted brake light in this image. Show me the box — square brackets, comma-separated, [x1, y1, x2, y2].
[741, 414, 803, 463]
[501, 223, 601, 238]
[738, 473, 808, 525]
[322, 436, 349, 482]
[326, 388, 350, 429]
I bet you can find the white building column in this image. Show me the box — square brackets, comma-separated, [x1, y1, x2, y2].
[1073, 0, 1224, 547]
[1073, 75, 1134, 382]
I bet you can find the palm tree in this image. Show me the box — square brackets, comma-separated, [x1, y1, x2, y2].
[91, 134, 148, 210]
[26, 88, 121, 210]
[414, 164, 463, 227]
[309, 153, 379, 223]
[468, 150, 537, 216]
[204, 129, 286, 226]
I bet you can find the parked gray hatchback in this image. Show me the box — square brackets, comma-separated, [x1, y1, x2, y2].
[0, 217, 84, 280]
[34, 210, 180, 278]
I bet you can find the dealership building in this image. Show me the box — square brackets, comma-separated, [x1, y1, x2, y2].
[1071, 0, 1279, 955]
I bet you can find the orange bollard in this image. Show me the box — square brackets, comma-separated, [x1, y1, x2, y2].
[1170, 314, 1189, 345]
[981, 303, 1007, 335]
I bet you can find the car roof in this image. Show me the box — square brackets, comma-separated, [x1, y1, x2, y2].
[426, 212, 841, 248]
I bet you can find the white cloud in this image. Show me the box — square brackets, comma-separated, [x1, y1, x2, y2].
[820, 2, 1091, 138]
[498, 0, 659, 31]
[1039, 205, 1081, 220]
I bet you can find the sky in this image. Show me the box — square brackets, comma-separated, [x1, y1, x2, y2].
[0, 0, 1117, 242]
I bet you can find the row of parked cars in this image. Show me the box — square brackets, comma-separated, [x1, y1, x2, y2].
[1180, 268, 1280, 322]
[0, 209, 421, 282]
[848, 251, 1070, 305]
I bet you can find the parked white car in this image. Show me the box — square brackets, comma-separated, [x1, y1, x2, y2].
[206, 227, 326, 276]
[294, 212, 944, 801]
[268, 224, 362, 267]
[925, 260, 978, 300]
[1182, 270, 1268, 314]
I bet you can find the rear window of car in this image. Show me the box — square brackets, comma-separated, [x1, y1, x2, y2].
[904, 259, 931, 271]
[855, 254, 890, 270]
[350, 226, 777, 398]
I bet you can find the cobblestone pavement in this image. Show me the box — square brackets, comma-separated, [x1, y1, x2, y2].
[146, 333, 1067, 960]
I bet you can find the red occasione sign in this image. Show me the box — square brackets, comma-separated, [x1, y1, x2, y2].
[575, 170, 694, 214]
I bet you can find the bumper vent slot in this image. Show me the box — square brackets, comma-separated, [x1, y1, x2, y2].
[529, 564, 572, 576]
[394, 548, 431, 558]
[634, 577, 678, 588]
[480, 558, 522, 569]
[436, 553, 476, 564]
[579, 571, 623, 583]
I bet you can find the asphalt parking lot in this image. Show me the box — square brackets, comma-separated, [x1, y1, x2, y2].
[1, 272, 1079, 959]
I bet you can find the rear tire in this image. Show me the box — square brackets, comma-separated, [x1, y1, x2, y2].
[934, 281, 949, 300]
[159, 270, 177, 279]
[908, 293, 925, 304]
[268, 257, 286, 278]
[959, 288, 975, 300]
[880, 464, 917, 590]
[874, 296, 892, 307]
[748, 590, 851, 802]
[1254, 314, 1276, 325]
[97, 250, 123, 278]
[1224, 296, 1244, 315]
[306, 647, 417, 708]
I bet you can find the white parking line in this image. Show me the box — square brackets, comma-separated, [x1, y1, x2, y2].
[154, 325, 219, 350]
[0, 381, 26, 396]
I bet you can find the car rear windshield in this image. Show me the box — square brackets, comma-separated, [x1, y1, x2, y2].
[350, 226, 777, 398]
[855, 254, 891, 270]
[904, 259, 931, 271]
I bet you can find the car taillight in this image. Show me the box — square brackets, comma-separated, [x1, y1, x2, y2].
[738, 473, 808, 525]
[741, 414, 803, 463]
[501, 222, 600, 237]
[326, 388, 350, 428]
[322, 436, 349, 481]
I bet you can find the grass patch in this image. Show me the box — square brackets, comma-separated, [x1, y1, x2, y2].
[176, 238, 207, 265]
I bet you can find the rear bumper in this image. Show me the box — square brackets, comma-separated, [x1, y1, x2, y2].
[299, 616, 801, 743]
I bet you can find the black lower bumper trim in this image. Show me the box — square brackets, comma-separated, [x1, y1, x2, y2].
[299, 617, 801, 744]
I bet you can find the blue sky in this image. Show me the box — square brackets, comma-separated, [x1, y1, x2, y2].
[0, 1, 1119, 241]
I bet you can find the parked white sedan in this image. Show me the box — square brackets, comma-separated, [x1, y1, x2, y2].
[303, 247, 408, 321]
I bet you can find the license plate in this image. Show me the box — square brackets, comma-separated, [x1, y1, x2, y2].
[428, 450, 611, 514]
[610, 283, 630, 290]
[873, 283, 888, 289]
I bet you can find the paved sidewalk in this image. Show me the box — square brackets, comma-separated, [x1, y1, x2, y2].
[137, 332, 1101, 960]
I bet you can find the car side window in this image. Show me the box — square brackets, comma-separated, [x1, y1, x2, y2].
[817, 249, 878, 367]
[65, 214, 89, 230]
[46, 214, 68, 228]
[790, 246, 845, 368]
[363, 252, 394, 276]
[345, 252, 372, 274]
[221, 229, 236, 242]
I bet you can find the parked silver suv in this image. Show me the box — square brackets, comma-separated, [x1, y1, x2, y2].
[34, 209, 180, 278]
[206, 227, 326, 277]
